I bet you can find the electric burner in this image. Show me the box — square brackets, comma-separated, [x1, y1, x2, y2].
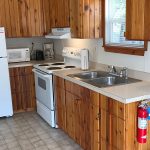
[51, 62, 65, 66]
[39, 64, 49, 66]
[64, 66, 76, 68]
[47, 67, 62, 70]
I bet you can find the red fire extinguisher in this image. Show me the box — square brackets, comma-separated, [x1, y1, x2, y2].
[137, 106, 148, 143]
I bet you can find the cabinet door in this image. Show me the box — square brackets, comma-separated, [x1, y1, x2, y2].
[70, 0, 103, 38]
[90, 91, 100, 150]
[55, 87, 66, 131]
[18, 0, 44, 37]
[9, 67, 36, 112]
[126, 0, 150, 40]
[0, 0, 21, 37]
[65, 91, 75, 140]
[0, 0, 44, 37]
[54, 76, 66, 131]
[42, 0, 70, 35]
[100, 95, 126, 150]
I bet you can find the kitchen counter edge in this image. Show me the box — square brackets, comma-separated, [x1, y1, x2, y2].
[53, 69, 150, 104]
[8, 59, 62, 68]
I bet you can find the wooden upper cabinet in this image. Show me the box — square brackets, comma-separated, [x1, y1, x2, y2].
[126, 0, 150, 40]
[0, 0, 44, 37]
[42, 0, 70, 35]
[0, 0, 21, 37]
[70, 0, 103, 38]
[19, 0, 44, 37]
[0, 0, 101, 38]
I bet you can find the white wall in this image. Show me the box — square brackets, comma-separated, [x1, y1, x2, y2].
[53, 39, 150, 73]
[6, 37, 52, 50]
[6, 37, 150, 73]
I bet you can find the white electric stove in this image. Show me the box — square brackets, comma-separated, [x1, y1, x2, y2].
[33, 47, 82, 127]
[34, 62, 77, 74]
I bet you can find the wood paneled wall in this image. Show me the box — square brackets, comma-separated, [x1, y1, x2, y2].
[70, 0, 103, 38]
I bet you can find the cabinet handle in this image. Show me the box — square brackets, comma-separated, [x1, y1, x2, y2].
[96, 113, 101, 120]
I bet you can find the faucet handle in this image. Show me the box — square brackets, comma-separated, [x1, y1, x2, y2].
[120, 67, 128, 79]
[108, 65, 117, 73]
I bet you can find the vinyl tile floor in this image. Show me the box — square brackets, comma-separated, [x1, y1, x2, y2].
[0, 112, 83, 150]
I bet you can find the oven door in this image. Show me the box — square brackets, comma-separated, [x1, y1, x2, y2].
[33, 69, 54, 110]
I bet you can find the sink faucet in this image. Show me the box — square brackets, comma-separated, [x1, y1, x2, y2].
[108, 65, 117, 74]
[108, 65, 128, 79]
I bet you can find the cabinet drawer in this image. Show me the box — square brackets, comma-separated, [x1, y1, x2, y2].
[65, 80, 82, 98]
[9, 66, 33, 76]
[9, 67, 25, 76]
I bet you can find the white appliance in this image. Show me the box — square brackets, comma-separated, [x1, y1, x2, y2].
[43, 43, 54, 60]
[81, 49, 89, 70]
[45, 27, 71, 39]
[0, 27, 13, 117]
[33, 47, 82, 127]
[7, 48, 30, 63]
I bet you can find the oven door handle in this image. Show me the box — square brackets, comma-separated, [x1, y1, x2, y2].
[32, 69, 52, 79]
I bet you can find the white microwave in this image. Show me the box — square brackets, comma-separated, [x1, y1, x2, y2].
[7, 48, 30, 63]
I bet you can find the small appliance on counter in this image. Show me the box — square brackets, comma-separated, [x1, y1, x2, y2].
[7, 48, 30, 63]
[35, 50, 44, 60]
[43, 43, 54, 60]
[81, 49, 89, 70]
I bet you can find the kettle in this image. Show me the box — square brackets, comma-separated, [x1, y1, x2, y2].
[81, 49, 89, 70]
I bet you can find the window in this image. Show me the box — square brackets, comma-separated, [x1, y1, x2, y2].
[104, 0, 147, 55]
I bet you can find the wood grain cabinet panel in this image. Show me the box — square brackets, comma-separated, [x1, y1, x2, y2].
[0, 0, 44, 37]
[70, 0, 103, 38]
[9, 66, 36, 113]
[0, 0, 101, 38]
[42, 0, 70, 35]
[54, 76, 101, 150]
[126, 0, 150, 40]
[54, 76, 150, 149]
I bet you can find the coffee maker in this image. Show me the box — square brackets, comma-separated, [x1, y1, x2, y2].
[43, 43, 54, 60]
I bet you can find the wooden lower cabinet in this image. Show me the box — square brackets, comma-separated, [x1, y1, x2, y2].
[9, 66, 36, 113]
[54, 76, 150, 150]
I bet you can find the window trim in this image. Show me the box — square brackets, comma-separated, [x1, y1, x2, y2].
[103, 0, 148, 56]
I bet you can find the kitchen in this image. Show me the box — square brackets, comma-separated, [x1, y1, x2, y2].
[1, 0, 150, 150]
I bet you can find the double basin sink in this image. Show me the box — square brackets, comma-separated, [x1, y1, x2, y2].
[68, 71, 141, 88]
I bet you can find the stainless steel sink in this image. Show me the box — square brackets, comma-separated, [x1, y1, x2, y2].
[68, 71, 141, 87]
[68, 71, 108, 80]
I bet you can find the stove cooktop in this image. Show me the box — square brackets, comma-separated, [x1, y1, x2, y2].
[34, 62, 77, 74]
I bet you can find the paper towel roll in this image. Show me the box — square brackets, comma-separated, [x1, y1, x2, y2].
[81, 49, 89, 70]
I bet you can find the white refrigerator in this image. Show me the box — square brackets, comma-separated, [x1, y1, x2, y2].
[0, 27, 13, 117]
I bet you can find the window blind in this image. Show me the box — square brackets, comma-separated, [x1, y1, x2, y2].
[105, 0, 144, 48]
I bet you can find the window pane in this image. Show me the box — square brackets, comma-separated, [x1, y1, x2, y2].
[105, 0, 144, 47]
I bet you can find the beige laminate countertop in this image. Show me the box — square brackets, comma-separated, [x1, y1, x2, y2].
[8, 59, 62, 68]
[53, 68, 150, 104]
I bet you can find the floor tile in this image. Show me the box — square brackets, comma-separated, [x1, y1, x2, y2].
[0, 112, 83, 150]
